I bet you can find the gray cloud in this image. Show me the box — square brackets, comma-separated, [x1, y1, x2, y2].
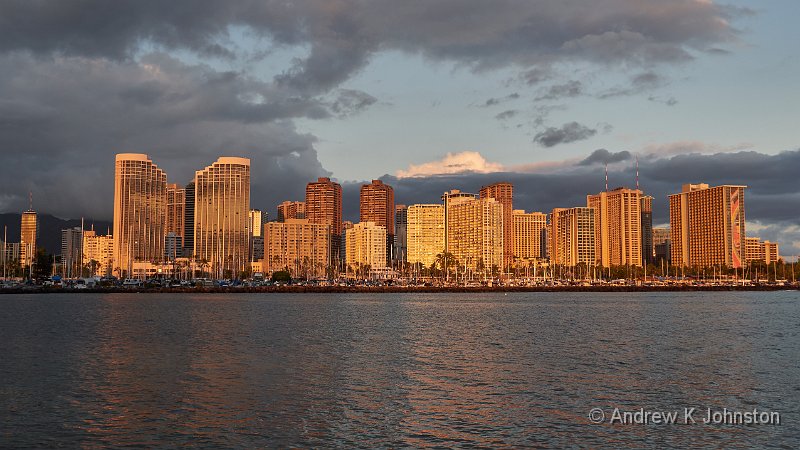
[578, 149, 632, 166]
[328, 89, 378, 117]
[482, 93, 520, 107]
[495, 109, 519, 120]
[536, 80, 582, 101]
[598, 71, 667, 99]
[351, 149, 800, 256]
[534, 122, 597, 147]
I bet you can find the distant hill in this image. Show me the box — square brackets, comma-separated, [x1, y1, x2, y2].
[0, 213, 112, 255]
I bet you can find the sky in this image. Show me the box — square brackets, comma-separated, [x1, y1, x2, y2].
[0, 0, 798, 257]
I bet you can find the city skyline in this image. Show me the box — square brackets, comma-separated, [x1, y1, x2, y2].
[0, 1, 797, 259]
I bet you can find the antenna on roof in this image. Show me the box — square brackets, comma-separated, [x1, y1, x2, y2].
[28, 191, 33, 211]
[605, 163, 608, 192]
[635, 155, 640, 191]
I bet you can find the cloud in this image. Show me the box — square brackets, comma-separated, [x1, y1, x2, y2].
[536, 80, 583, 101]
[578, 149, 632, 166]
[328, 89, 378, 117]
[396, 151, 504, 178]
[373, 148, 800, 257]
[495, 109, 518, 120]
[598, 71, 668, 99]
[481, 92, 520, 107]
[534, 122, 597, 147]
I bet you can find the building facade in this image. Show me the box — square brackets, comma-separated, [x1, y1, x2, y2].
[277, 201, 306, 222]
[394, 204, 408, 263]
[587, 188, 643, 268]
[652, 227, 670, 265]
[641, 195, 654, 266]
[480, 182, 514, 270]
[446, 197, 503, 272]
[113, 153, 167, 278]
[669, 183, 746, 268]
[183, 181, 195, 257]
[20, 210, 37, 268]
[512, 210, 547, 261]
[263, 219, 331, 279]
[549, 207, 595, 268]
[61, 227, 83, 278]
[345, 222, 388, 273]
[406, 204, 445, 268]
[746, 237, 780, 264]
[194, 157, 251, 278]
[360, 179, 394, 264]
[306, 177, 342, 260]
[83, 230, 113, 277]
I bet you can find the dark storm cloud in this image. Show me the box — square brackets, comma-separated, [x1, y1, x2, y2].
[534, 122, 597, 147]
[0, 53, 330, 218]
[0, 0, 749, 219]
[578, 149, 632, 166]
[386, 149, 800, 255]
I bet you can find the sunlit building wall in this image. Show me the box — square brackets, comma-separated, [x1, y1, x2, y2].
[263, 219, 330, 278]
[480, 182, 514, 269]
[446, 197, 503, 272]
[20, 210, 37, 267]
[306, 177, 342, 261]
[83, 230, 113, 277]
[406, 204, 444, 267]
[113, 153, 167, 278]
[669, 183, 746, 268]
[194, 157, 251, 278]
[277, 201, 305, 222]
[549, 207, 595, 267]
[587, 188, 643, 268]
[345, 222, 388, 271]
[512, 210, 547, 260]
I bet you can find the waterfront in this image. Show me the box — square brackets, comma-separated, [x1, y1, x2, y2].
[1, 292, 798, 447]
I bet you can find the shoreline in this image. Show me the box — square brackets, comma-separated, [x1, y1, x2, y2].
[1, 284, 798, 295]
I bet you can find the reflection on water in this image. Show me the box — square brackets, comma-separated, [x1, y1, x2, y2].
[1, 292, 798, 447]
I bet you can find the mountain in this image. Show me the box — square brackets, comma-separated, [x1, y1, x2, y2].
[0, 213, 112, 255]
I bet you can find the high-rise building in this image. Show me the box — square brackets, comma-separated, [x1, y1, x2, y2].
[61, 227, 83, 278]
[2, 241, 21, 270]
[249, 209, 265, 262]
[166, 183, 185, 258]
[745, 237, 780, 264]
[512, 210, 547, 261]
[277, 201, 306, 222]
[764, 241, 779, 264]
[549, 207, 595, 267]
[340, 221, 354, 266]
[194, 157, 251, 278]
[480, 182, 513, 270]
[345, 222, 388, 272]
[20, 210, 37, 268]
[394, 204, 408, 263]
[83, 230, 113, 277]
[183, 181, 195, 257]
[446, 197, 503, 272]
[113, 153, 167, 278]
[406, 204, 445, 268]
[641, 195, 654, 266]
[652, 227, 670, 265]
[263, 219, 331, 279]
[669, 183, 746, 268]
[360, 179, 395, 264]
[441, 189, 477, 253]
[587, 188, 643, 268]
[306, 177, 342, 259]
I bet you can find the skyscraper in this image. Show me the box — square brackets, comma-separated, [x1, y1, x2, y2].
[306, 177, 342, 259]
[277, 201, 306, 222]
[640, 195, 654, 266]
[166, 183, 185, 236]
[20, 209, 37, 268]
[249, 209, 264, 262]
[360, 179, 394, 264]
[480, 182, 513, 270]
[549, 207, 595, 268]
[345, 222, 388, 272]
[61, 226, 83, 278]
[587, 188, 643, 268]
[113, 153, 167, 278]
[394, 204, 408, 263]
[406, 204, 444, 268]
[441, 189, 477, 253]
[83, 230, 113, 277]
[194, 157, 251, 278]
[263, 219, 331, 278]
[669, 183, 746, 268]
[512, 210, 547, 261]
[183, 181, 195, 257]
[446, 197, 503, 273]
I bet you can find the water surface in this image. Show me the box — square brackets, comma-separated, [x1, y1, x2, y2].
[1, 292, 798, 447]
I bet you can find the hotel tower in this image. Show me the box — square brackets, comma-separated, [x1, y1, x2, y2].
[479, 182, 514, 270]
[669, 183, 746, 268]
[306, 177, 343, 260]
[587, 187, 643, 268]
[360, 180, 395, 264]
[113, 153, 167, 278]
[194, 157, 251, 278]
